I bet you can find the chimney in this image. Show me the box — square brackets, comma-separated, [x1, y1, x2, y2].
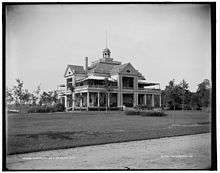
[85, 57, 88, 75]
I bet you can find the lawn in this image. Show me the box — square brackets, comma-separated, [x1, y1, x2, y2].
[6, 110, 211, 155]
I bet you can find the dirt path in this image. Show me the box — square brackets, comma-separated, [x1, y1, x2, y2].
[6, 133, 211, 170]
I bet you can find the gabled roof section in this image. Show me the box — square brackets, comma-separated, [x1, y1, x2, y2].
[110, 63, 129, 74]
[64, 65, 85, 77]
[88, 62, 117, 75]
[110, 63, 145, 79]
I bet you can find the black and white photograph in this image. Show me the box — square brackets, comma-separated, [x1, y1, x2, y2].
[3, 2, 217, 170]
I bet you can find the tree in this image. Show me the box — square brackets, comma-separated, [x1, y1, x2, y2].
[40, 92, 50, 105]
[9, 79, 32, 113]
[6, 87, 14, 105]
[48, 90, 58, 105]
[13, 79, 24, 105]
[21, 89, 31, 104]
[104, 77, 112, 112]
[179, 79, 190, 110]
[190, 92, 201, 110]
[31, 85, 41, 105]
[164, 79, 191, 110]
[164, 79, 177, 110]
[40, 90, 58, 106]
[197, 79, 211, 108]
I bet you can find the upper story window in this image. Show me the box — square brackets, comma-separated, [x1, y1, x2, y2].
[122, 76, 134, 89]
[66, 78, 72, 89]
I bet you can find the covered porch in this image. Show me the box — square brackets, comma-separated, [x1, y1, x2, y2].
[72, 92, 118, 110]
[65, 92, 161, 111]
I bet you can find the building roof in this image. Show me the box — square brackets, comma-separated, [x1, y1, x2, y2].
[64, 65, 85, 77]
[110, 63, 129, 74]
[110, 63, 145, 79]
[68, 65, 85, 74]
[87, 61, 146, 80]
[88, 62, 117, 75]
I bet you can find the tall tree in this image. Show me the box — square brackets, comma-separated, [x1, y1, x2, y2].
[164, 79, 191, 110]
[190, 92, 201, 110]
[164, 79, 177, 110]
[197, 79, 211, 108]
[6, 87, 14, 105]
[13, 79, 24, 105]
[179, 79, 190, 110]
[10, 79, 32, 113]
[33, 85, 42, 105]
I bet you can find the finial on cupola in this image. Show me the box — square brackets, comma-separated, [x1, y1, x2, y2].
[103, 29, 111, 59]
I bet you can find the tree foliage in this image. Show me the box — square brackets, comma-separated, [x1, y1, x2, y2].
[9, 79, 31, 105]
[196, 79, 211, 108]
[40, 90, 58, 106]
[6, 79, 59, 111]
[162, 79, 211, 110]
[6, 87, 14, 105]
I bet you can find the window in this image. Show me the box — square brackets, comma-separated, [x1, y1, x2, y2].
[122, 77, 134, 89]
[66, 78, 72, 90]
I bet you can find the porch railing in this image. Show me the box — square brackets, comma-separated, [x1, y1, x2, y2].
[75, 85, 118, 89]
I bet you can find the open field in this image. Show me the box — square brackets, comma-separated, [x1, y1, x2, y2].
[7, 111, 211, 155]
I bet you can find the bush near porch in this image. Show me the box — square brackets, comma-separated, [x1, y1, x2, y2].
[27, 103, 65, 113]
[124, 105, 167, 116]
[124, 108, 167, 117]
[140, 111, 167, 117]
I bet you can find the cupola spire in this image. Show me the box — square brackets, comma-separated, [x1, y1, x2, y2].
[102, 30, 111, 59]
[105, 29, 108, 48]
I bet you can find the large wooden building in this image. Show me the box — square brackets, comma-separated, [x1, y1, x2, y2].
[58, 46, 161, 110]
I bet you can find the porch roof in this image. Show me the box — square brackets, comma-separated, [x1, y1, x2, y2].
[138, 80, 159, 86]
[76, 75, 117, 83]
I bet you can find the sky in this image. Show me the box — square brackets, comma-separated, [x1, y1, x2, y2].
[6, 4, 211, 92]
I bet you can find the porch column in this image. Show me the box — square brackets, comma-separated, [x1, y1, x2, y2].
[87, 92, 89, 110]
[72, 93, 75, 110]
[80, 93, 82, 108]
[118, 75, 123, 108]
[98, 92, 100, 107]
[144, 94, 146, 105]
[64, 96, 67, 110]
[151, 94, 155, 107]
[134, 93, 138, 106]
[107, 93, 110, 107]
[117, 92, 121, 107]
[159, 94, 161, 107]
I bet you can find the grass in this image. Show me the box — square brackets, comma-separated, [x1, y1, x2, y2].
[6, 110, 211, 155]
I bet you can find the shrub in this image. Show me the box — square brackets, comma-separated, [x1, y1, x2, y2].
[133, 105, 154, 110]
[140, 111, 167, 117]
[124, 109, 140, 115]
[27, 104, 65, 113]
[55, 103, 65, 112]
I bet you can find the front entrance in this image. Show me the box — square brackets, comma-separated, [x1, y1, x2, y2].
[123, 94, 134, 107]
